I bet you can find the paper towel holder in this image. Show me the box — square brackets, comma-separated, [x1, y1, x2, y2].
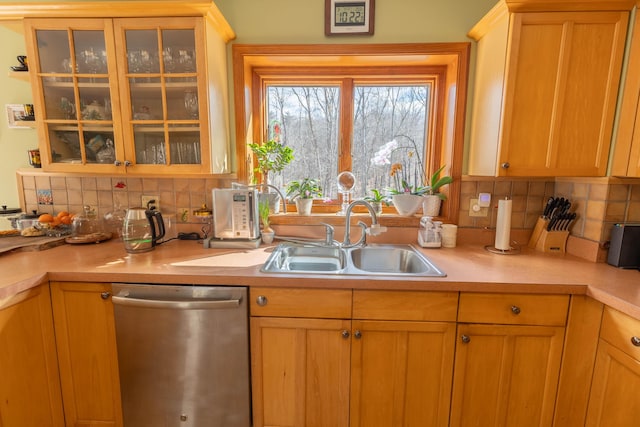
[484, 196, 520, 255]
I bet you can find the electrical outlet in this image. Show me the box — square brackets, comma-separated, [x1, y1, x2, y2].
[141, 195, 159, 211]
[469, 198, 489, 217]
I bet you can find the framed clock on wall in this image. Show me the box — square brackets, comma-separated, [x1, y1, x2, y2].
[325, 0, 375, 36]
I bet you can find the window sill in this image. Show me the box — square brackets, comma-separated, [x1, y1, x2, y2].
[269, 212, 425, 227]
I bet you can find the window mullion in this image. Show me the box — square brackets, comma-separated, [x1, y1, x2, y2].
[338, 78, 354, 172]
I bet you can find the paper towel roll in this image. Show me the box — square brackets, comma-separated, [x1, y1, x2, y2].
[495, 198, 512, 250]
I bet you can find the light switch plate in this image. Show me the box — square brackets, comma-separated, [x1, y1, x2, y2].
[469, 198, 489, 217]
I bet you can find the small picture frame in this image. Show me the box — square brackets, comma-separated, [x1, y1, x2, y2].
[325, 0, 375, 36]
[5, 104, 33, 128]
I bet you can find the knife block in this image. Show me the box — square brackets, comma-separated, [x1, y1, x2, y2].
[528, 217, 569, 253]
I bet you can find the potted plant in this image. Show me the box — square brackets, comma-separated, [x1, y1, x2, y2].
[258, 199, 274, 244]
[248, 139, 294, 213]
[363, 189, 390, 215]
[286, 178, 323, 215]
[422, 165, 453, 216]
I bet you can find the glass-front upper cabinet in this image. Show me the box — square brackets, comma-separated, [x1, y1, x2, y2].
[113, 17, 210, 173]
[24, 19, 123, 172]
[24, 17, 211, 174]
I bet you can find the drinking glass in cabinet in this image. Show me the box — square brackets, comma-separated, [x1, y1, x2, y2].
[183, 90, 198, 119]
[134, 127, 166, 165]
[60, 97, 76, 120]
[77, 48, 107, 75]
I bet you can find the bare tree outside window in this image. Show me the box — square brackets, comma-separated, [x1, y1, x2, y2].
[266, 83, 430, 200]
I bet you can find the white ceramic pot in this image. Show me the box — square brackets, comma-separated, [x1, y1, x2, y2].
[422, 195, 442, 217]
[261, 230, 275, 244]
[295, 198, 313, 215]
[391, 194, 423, 216]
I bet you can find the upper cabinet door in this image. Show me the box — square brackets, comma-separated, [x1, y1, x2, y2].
[112, 17, 210, 174]
[24, 16, 212, 174]
[468, 8, 629, 177]
[24, 18, 125, 173]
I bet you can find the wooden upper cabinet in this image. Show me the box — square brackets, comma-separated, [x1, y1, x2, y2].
[22, 4, 233, 175]
[611, 5, 640, 177]
[467, 1, 630, 177]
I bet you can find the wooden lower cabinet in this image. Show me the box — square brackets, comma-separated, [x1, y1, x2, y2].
[250, 288, 458, 427]
[0, 285, 65, 427]
[50, 281, 123, 427]
[585, 307, 640, 426]
[350, 320, 456, 427]
[450, 293, 568, 427]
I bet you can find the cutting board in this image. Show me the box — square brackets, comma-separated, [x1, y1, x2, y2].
[0, 235, 66, 254]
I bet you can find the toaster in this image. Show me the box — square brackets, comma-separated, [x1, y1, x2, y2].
[607, 224, 640, 269]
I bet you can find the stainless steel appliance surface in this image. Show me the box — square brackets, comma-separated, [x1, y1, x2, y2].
[205, 188, 260, 248]
[112, 283, 250, 427]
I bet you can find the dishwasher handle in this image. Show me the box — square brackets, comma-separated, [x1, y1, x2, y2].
[112, 294, 242, 310]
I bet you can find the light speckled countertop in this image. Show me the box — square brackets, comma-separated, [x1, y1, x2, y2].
[1, 238, 638, 318]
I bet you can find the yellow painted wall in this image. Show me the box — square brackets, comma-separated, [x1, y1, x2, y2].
[0, 0, 497, 207]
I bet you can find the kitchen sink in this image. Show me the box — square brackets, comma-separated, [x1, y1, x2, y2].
[349, 244, 446, 276]
[261, 243, 446, 277]
[261, 244, 346, 272]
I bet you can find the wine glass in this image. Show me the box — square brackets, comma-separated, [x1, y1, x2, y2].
[183, 90, 199, 119]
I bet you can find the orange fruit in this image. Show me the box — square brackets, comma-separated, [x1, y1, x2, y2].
[60, 215, 72, 225]
[38, 213, 54, 223]
[57, 210, 69, 218]
[51, 217, 62, 227]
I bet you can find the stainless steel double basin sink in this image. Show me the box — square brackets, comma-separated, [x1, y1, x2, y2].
[261, 243, 446, 277]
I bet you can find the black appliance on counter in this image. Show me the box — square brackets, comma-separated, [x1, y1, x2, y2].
[607, 224, 640, 269]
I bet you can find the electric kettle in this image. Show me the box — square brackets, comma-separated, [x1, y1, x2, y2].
[122, 207, 165, 253]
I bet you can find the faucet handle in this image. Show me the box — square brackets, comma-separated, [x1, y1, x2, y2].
[367, 223, 388, 236]
[320, 222, 335, 246]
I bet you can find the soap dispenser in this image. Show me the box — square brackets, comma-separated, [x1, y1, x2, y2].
[418, 216, 442, 248]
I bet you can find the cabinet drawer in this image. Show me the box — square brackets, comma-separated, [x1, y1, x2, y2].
[458, 293, 569, 326]
[250, 287, 352, 318]
[600, 307, 640, 361]
[353, 290, 458, 321]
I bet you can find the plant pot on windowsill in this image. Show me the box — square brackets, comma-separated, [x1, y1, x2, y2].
[294, 198, 313, 215]
[391, 194, 423, 216]
[422, 194, 442, 217]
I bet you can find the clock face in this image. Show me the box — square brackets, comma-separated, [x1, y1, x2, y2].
[335, 5, 366, 26]
[325, 0, 374, 36]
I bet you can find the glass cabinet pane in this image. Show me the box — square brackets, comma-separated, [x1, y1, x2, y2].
[129, 77, 162, 120]
[125, 30, 160, 74]
[78, 78, 112, 121]
[48, 128, 81, 163]
[83, 128, 116, 164]
[169, 126, 200, 164]
[35, 30, 71, 73]
[73, 31, 107, 75]
[133, 125, 166, 165]
[162, 29, 196, 73]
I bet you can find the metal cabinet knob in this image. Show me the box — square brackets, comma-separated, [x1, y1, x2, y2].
[354, 330, 362, 339]
[124, 160, 132, 167]
[114, 160, 122, 166]
[100, 292, 110, 300]
[511, 305, 521, 315]
[341, 330, 350, 339]
[256, 295, 268, 306]
[631, 336, 640, 347]
[501, 162, 510, 169]
[461, 334, 471, 343]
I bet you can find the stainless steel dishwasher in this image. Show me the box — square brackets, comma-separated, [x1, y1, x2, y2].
[111, 283, 250, 427]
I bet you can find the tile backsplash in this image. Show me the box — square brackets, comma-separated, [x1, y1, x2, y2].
[16, 170, 640, 248]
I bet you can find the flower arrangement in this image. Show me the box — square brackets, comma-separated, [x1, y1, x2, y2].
[371, 135, 452, 198]
[286, 178, 323, 200]
[371, 136, 427, 195]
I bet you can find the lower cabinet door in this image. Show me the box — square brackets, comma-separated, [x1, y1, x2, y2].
[350, 320, 456, 427]
[50, 282, 123, 427]
[250, 316, 351, 427]
[450, 324, 565, 427]
[585, 339, 640, 426]
[0, 286, 65, 427]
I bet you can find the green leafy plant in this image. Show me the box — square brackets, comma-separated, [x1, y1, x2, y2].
[363, 189, 390, 206]
[424, 165, 453, 200]
[286, 178, 323, 200]
[258, 200, 273, 233]
[248, 140, 294, 185]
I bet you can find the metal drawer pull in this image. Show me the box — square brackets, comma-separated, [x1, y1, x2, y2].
[341, 330, 350, 339]
[100, 291, 111, 300]
[461, 335, 471, 343]
[111, 295, 241, 310]
[511, 305, 521, 315]
[631, 336, 640, 347]
[354, 330, 362, 339]
[256, 295, 268, 306]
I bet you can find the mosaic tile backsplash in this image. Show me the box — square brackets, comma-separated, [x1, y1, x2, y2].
[17, 171, 640, 245]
